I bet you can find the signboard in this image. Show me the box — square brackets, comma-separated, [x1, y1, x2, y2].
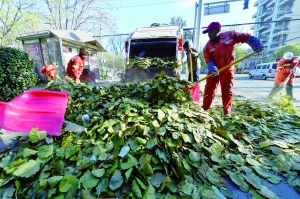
[204, 4, 230, 16]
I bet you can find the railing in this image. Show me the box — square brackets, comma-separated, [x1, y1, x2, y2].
[266, 0, 276, 8]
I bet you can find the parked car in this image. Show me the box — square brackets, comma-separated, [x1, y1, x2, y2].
[249, 62, 278, 80]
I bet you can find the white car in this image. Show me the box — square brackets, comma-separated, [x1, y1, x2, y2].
[249, 62, 277, 80]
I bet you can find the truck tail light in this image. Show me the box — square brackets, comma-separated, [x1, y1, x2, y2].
[268, 69, 271, 73]
[178, 39, 182, 51]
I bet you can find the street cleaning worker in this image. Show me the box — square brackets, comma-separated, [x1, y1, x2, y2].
[40, 62, 58, 81]
[267, 52, 299, 100]
[183, 41, 201, 82]
[66, 47, 89, 83]
[202, 22, 264, 116]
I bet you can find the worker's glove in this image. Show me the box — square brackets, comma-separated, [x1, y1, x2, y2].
[211, 69, 219, 77]
[247, 36, 264, 53]
[207, 61, 218, 76]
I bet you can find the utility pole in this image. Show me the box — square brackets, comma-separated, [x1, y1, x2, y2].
[194, 0, 203, 51]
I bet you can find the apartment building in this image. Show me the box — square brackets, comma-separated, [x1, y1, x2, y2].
[241, 0, 300, 71]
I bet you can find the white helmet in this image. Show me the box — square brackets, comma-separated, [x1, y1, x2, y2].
[283, 52, 293, 60]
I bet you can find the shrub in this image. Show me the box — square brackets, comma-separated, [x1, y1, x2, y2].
[0, 46, 38, 102]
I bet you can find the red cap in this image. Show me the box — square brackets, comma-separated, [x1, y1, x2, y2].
[202, 22, 221, 34]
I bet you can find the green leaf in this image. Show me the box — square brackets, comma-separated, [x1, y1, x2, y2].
[259, 141, 270, 148]
[59, 173, 79, 193]
[157, 109, 165, 121]
[22, 148, 38, 157]
[180, 181, 194, 195]
[132, 179, 142, 198]
[246, 156, 261, 166]
[96, 178, 109, 195]
[121, 162, 136, 170]
[253, 166, 270, 178]
[139, 154, 152, 168]
[212, 185, 227, 199]
[142, 183, 156, 199]
[206, 168, 221, 186]
[158, 85, 165, 92]
[38, 144, 54, 159]
[48, 176, 63, 188]
[0, 156, 13, 168]
[125, 168, 133, 181]
[189, 150, 200, 162]
[118, 145, 130, 157]
[109, 170, 123, 190]
[226, 154, 244, 164]
[28, 127, 47, 143]
[136, 177, 147, 190]
[13, 160, 40, 178]
[257, 185, 280, 199]
[156, 149, 169, 163]
[226, 171, 249, 192]
[146, 139, 157, 149]
[91, 168, 105, 178]
[150, 172, 165, 187]
[142, 163, 154, 176]
[80, 170, 99, 189]
[157, 127, 167, 136]
[244, 172, 262, 189]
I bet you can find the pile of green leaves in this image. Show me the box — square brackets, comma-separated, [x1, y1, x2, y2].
[0, 73, 300, 199]
[127, 57, 179, 69]
[0, 46, 38, 102]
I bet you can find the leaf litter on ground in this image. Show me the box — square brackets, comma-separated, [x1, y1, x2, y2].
[0, 72, 300, 198]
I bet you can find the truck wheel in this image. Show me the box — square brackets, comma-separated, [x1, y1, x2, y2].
[262, 74, 267, 80]
[249, 74, 253, 79]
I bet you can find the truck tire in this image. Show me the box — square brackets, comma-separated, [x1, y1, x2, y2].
[262, 74, 267, 80]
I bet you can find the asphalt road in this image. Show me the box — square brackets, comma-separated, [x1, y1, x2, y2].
[182, 73, 300, 108]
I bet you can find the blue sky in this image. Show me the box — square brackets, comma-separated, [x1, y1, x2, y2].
[108, 0, 257, 45]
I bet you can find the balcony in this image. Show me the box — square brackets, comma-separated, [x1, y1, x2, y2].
[260, 36, 268, 42]
[257, 24, 271, 31]
[254, 0, 258, 7]
[252, 12, 257, 18]
[266, 0, 276, 8]
[273, 30, 288, 37]
[260, 0, 269, 6]
[264, 13, 275, 22]
[276, 12, 293, 20]
[279, 0, 293, 6]
[261, 29, 271, 35]
[271, 39, 281, 44]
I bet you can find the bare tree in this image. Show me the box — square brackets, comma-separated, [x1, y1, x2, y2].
[106, 35, 127, 56]
[39, 0, 117, 34]
[0, 0, 41, 46]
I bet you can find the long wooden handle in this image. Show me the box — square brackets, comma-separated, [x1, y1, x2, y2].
[188, 43, 193, 82]
[196, 51, 257, 83]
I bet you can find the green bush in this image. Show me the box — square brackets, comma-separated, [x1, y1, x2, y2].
[0, 46, 38, 102]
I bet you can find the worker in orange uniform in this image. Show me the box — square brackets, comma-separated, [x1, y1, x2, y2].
[41, 62, 58, 81]
[66, 47, 89, 83]
[267, 52, 299, 100]
[202, 22, 264, 116]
